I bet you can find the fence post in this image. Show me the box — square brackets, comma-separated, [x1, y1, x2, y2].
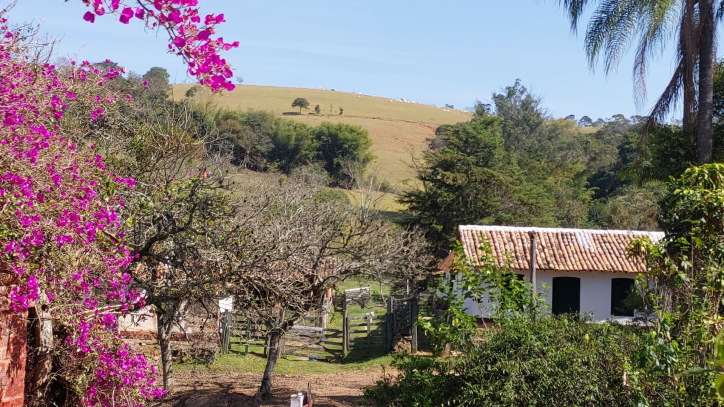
[386, 299, 393, 353]
[245, 320, 250, 354]
[411, 295, 419, 354]
[219, 312, 227, 354]
[366, 314, 372, 354]
[344, 310, 350, 361]
[224, 311, 231, 354]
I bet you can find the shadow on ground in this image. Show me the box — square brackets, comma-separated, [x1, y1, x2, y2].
[157, 387, 362, 407]
[152, 370, 376, 407]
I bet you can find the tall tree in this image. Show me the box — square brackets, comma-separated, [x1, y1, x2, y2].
[555, 0, 716, 164]
[291, 97, 310, 114]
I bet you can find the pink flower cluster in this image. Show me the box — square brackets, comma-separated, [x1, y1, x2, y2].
[81, 0, 238, 91]
[0, 18, 160, 406]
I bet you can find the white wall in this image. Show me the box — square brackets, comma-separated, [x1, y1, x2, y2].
[461, 271, 640, 322]
[117, 306, 157, 332]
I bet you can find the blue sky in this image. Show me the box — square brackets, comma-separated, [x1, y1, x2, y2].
[6, 0, 684, 120]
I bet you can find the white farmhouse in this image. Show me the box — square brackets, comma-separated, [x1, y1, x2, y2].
[439, 225, 664, 322]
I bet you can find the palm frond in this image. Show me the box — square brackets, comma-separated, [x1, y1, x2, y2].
[633, 0, 680, 106]
[556, 0, 596, 31]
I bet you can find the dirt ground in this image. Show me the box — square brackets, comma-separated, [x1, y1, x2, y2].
[153, 369, 386, 407]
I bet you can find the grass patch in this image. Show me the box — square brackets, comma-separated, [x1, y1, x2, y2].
[177, 345, 393, 375]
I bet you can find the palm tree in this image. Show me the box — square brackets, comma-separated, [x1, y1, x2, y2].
[555, 0, 716, 164]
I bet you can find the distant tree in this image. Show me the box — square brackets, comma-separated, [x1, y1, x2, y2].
[579, 116, 593, 127]
[142, 66, 171, 104]
[593, 118, 606, 127]
[473, 99, 491, 119]
[314, 104, 321, 114]
[314, 122, 373, 185]
[236, 75, 244, 84]
[564, 114, 576, 122]
[291, 97, 310, 114]
[339, 106, 344, 115]
[445, 104, 455, 109]
[185, 85, 202, 98]
[214, 110, 317, 174]
[399, 117, 509, 245]
[492, 80, 545, 150]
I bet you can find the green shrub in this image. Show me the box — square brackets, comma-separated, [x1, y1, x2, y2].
[363, 354, 460, 407]
[366, 316, 640, 407]
[455, 316, 638, 406]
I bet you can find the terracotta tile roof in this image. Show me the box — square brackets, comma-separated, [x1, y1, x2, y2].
[455, 225, 664, 274]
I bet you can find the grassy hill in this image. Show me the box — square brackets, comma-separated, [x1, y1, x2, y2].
[172, 84, 472, 187]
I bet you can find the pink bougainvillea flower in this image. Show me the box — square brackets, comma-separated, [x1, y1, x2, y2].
[83, 11, 95, 23]
[172, 36, 186, 48]
[119, 7, 133, 24]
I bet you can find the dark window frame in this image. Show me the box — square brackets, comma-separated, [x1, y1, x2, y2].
[611, 278, 635, 317]
[552, 276, 581, 316]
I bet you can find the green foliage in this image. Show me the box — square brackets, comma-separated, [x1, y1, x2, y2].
[400, 116, 508, 244]
[313, 122, 374, 185]
[142, 66, 171, 104]
[681, 329, 724, 401]
[606, 183, 666, 231]
[367, 316, 641, 407]
[623, 164, 724, 405]
[213, 109, 316, 173]
[314, 104, 321, 114]
[291, 97, 310, 113]
[624, 313, 717, 406]
[314, 188, 350, 205]
[403, 81, 626, 245]
[418, 240, 540, 356]
[203, 109, 374, 182]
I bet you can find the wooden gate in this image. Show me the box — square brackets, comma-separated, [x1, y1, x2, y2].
[220, 312, 343, 361]
[386, 294, 420, 353]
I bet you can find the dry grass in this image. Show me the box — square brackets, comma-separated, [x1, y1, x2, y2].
[172, 84, 471, 185]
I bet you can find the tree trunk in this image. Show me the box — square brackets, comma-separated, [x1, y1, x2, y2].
[157, 321, 174, 393]
[682, 0, 698, 138]
[156, 299, 187, 394]
[257, 330, 283, 400]
[26, 299, 53, 404]
[697, 0, 715, 164]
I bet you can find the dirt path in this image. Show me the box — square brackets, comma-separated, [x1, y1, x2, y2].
[154, 369, 386, 407]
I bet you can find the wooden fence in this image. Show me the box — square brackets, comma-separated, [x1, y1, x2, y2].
[280, 325, 343, 361]
[343, 311, 388, 358]
[220, 310, 393, 361]
[342, 286, 371, 310]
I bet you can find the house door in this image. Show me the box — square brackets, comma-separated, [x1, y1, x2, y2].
[611, 278, 635, 317]
[552, 277, 580, 315]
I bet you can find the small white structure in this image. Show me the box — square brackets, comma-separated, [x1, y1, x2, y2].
[439, 225, 664, 322]
[118, 296, 234, 334]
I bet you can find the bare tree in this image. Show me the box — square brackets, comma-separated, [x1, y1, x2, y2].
[61, 88, 249, 392]
[224, 169, 435, 399]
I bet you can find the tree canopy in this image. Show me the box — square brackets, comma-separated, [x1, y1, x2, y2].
[291, 97, 310, 113]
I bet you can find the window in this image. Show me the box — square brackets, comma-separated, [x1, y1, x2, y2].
[611, 278, 635, 317]
[552, 277, 580, 315]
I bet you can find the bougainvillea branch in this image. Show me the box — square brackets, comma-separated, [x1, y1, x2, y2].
[80, 0, 238, 91]
[0, 16, 162, 406]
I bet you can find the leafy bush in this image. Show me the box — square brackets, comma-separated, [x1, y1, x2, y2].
[366, 316, 640, 407]
[314, 122, 374, 185]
